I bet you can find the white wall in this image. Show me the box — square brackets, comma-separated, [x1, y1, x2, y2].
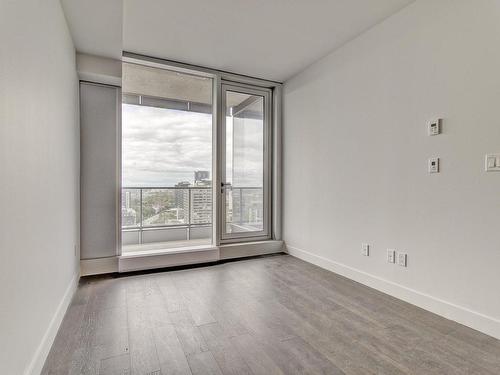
[283, 0, 500, 339]
[0, 1, 80, 373]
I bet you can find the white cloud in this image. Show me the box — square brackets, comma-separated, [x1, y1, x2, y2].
[122, 105, 212, 186]
[122, 104, 264, 187]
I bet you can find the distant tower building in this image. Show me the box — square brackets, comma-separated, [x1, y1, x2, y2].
[191, 171, 212, 224]
[174, 181, 191, 222]
[190, 187, 212, 224]
[194, 170, 210, 184]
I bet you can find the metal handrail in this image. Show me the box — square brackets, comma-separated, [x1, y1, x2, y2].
[121, 186, 264, 242]
[122, 186, 263, 190]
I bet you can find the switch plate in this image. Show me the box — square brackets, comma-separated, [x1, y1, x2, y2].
[387, 249, 396, 263]
[428, 118, 442, 136]
[428, 157, 440, 173]
[397, 252, 407, 267]
[485, 154, 500, 172]
[362, 243, 370, 256]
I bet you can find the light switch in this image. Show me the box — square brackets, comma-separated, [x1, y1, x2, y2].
[387, 249, 396, 263]
[428, 157, 440, 173]
[485, 154, 500, 172]
[397, 252, 407, 267]
[487, 156, 496, 168]
[361, 243, 370, 256]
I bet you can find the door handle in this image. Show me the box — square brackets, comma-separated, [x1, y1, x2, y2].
[221, 182, 232, 193]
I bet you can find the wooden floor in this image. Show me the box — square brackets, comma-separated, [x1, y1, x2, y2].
[42, 254, 500, 375]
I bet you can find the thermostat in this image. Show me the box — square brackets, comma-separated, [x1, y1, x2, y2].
[428, 119, 442, 136]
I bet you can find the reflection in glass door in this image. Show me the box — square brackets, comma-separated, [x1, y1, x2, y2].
[221, 84, 271, 241]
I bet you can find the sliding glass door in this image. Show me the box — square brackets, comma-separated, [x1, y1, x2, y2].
[220, 83, 271, 241]
[120, 59, 275, 255]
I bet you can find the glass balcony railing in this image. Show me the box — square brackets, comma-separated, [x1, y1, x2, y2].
[121, 186, 263, 245]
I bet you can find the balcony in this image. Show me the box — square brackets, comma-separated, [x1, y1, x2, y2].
[121, 186, 263, 253]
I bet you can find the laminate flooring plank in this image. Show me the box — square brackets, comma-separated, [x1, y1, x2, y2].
[198, 322, 253, 375]
[153, 324, 192, 375]
[174, 286, 217, 327]
[126, 282, 162, 375]
[169, 309, 210, 356]
[210, 344, 253, 375]
[186, 351, 223, 375]
[92, 306, 129, 359]
[155, 274, 186, 313]
[265, 296, 406, 375]
[231, 333, 285, 375]
[270, 336, 345, 375]
[41, 255, 500, 375]
[99, 353, 131, 375]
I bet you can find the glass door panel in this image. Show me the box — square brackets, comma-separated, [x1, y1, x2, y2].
[221, 84, 271, 241]
[121, 62, 214, 254]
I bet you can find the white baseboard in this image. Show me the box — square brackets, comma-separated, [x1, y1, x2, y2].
[219, 240, 283, 260]
[24, 273, 79, 375]
[119, 247, 220, 272]
[80, 256, 119, 276]
[285, 244, 500, 340]
[81, 241, 284, 275]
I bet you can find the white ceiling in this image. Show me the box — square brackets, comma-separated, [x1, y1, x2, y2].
[61, 0, 123, 60]
[62, 0, 414, 82]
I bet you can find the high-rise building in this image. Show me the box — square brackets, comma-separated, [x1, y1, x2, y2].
[194, 170, 210, 183]
[174, 181, 190, 222]
[190, 187, 212, 224]
[175, 179, 212, 225]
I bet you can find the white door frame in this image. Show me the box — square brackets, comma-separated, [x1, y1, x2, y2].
[219, 82, 272, 243]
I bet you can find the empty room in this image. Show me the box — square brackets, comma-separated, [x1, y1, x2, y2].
[2, 0, 500, 374]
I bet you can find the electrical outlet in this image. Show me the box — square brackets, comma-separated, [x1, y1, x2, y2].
[485, 154, 500, 172]
[387, 249, 396, 263]
[74, 244, 79, 257]
[397, 252, 407, 267]
[361, 243, 370, 256]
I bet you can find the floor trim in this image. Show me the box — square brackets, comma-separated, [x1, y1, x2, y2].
[80, 256, 119, 276]
[286, 244, 500, 340]
[219, 240, 284, 260]
[81, 241, 284, 275]
[118, 247, 220, 272]
[24, 273, 79, 375]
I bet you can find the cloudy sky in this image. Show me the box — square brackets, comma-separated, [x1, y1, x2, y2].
[122, 104, 263, 187]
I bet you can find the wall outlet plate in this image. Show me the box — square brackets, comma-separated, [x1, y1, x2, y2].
[428, 157, 440, 173]
[387, 249, 396, 263]
[485, 154, 500, 172]
[428, 118, 442, 136]
[397, 252, 407, 267]
[362, 243, 370, 256]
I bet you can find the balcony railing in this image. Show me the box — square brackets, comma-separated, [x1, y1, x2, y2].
[121, 186, 263, 245]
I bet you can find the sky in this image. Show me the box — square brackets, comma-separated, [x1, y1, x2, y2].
[122, 104, 212, 186]
[122, 104, 263, 187]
